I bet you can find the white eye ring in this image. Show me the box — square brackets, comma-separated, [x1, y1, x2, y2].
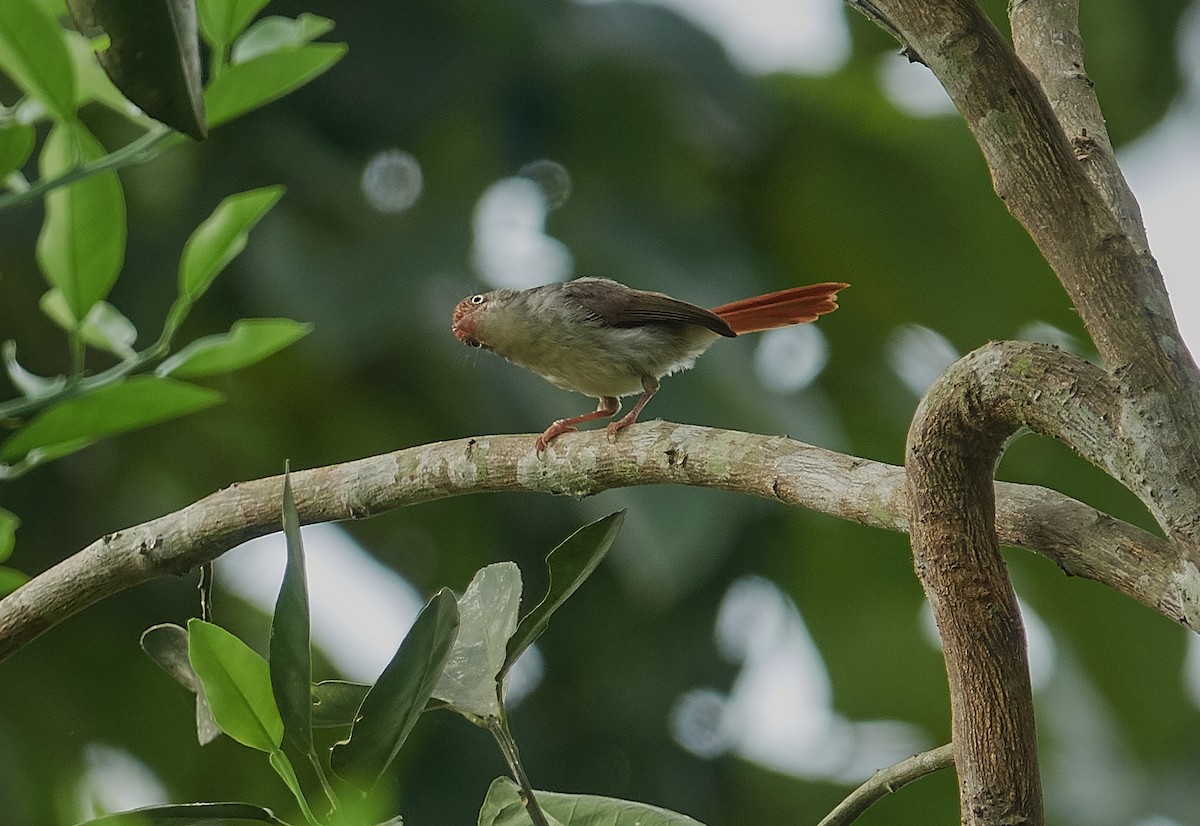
[470, 294, 485, 305]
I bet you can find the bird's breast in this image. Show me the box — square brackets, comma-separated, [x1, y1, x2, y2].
[485, 308, 721, 398]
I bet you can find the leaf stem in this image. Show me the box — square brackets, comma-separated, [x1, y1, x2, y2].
[0, 303, 181, 423]
[0, 126, 180, 212]
[270, 748, 323, 826]
[488, 716, 551, 826]
[309, 751, 341, 814]
[68, 330, 85, 380]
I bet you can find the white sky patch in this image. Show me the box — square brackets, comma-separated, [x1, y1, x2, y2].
[886, 323, 960, 397]
[878, 53, 957, 117]
[472, 177, 573, 290]
[672, 576, 928, 781]
[577, 0, 850, 75]
[1016, 321, 1084, 355]
[361, 149, 424, 214]
[1095, 0, 1200, 355]
[219, 524, 544, 705]
[1183, 632, 1200, 708]
[73, 744, 169, 822]
[1122, 100, 1200, 356]
[218, 524, 427, 682]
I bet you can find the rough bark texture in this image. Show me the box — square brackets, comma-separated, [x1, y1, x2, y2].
[0, 419, 1179, 663]
[1008, 0, 1150, 249]
[851, 2, 1200, 824]
[865, 0, 1200, 546]
[907, 345, 1046, 826]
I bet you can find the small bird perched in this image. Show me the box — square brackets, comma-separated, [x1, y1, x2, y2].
[452, 277, 848, 451]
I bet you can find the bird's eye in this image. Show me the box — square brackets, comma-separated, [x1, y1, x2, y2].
[470, 294, 485, 305]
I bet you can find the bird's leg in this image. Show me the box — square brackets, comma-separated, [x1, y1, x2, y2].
[606, 375, 659, 441]
[536, 396, 621, 452]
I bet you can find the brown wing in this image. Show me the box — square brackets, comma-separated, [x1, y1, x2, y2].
[563, 278, 735, 337]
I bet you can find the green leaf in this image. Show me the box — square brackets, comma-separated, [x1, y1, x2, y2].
[270, 469, 314, 757]
[66, 0, 206, 139]
[0, 567, 29, 597]
[0, 508, 19, 565]
[312, 680, 370, 728]
[0, 0, 77, 121]
[503, 511, 624, 678]
[267, 749, 315, 825]
[231, 14, 335, 63]
[2, 340, 66, 399]
[204, 43, 346, 128]
[0, 121, 35, 178]
[35, 121, 127, 322]
[156, 318, 311, 378]
[40, 289, 138, 358]
[433, 562, 522, 718]
[79, 301, 138, 358]
[75, 801, 289, 824]
[0, 376, 221, 463]
[140, 623, 221, 745]
[63, 30, 132, 114]
[187, 618, 283, 753]
[198, 0, 271, 48]
[330, 588, 460, 790]
[478, 777, 707, 826]
[178, 186, 284, 303]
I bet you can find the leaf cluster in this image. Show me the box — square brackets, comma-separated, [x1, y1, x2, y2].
[128, 477, 674, 826]
[0, 0, 346, 589]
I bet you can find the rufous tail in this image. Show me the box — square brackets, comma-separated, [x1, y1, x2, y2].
[711, 282, 848, 335]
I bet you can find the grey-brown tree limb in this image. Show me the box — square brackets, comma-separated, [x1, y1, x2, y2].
[850, 1, 1200, 825]
[0, 416, 1187, 665]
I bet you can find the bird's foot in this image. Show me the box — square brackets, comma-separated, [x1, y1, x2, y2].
[536, 420, 577, 453]
[605, 411, 640, 442]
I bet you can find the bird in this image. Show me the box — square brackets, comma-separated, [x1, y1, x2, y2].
[452, 277, 848, 451]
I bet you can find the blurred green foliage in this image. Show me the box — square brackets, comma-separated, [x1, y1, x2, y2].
[0, 0, 1196, 824]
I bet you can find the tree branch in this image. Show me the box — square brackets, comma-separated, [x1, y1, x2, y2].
[0, 411, 1184, 663]
[863, 0, 1200, 547]
[1008, 0, 1149, 249]
[817, 743, 955, 826]
[907, 343, 1053, 825]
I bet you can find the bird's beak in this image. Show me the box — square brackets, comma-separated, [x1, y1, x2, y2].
[452, 299, 481, 347]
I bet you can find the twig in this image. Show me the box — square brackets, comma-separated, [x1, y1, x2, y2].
[817, 743, 954, 826]
[489, 717, 552, 826]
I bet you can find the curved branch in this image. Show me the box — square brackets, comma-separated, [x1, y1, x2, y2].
[906, 343, 1061, 825]
[902, 339, 1190, 825]
[0, 411, 1183, 663]
[863, 0, 1200, 546]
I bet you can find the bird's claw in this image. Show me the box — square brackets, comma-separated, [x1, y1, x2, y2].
[535, 421, 577, 454]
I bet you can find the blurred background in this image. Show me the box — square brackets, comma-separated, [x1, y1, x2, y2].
[2, 0, 1199, 823]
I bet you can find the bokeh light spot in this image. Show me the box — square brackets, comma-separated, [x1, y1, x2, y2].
[886, 323, 959, 396]
[362, 149, 424, 214]
[753, 325, 829, 394]
[518, 159, 572, 211]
